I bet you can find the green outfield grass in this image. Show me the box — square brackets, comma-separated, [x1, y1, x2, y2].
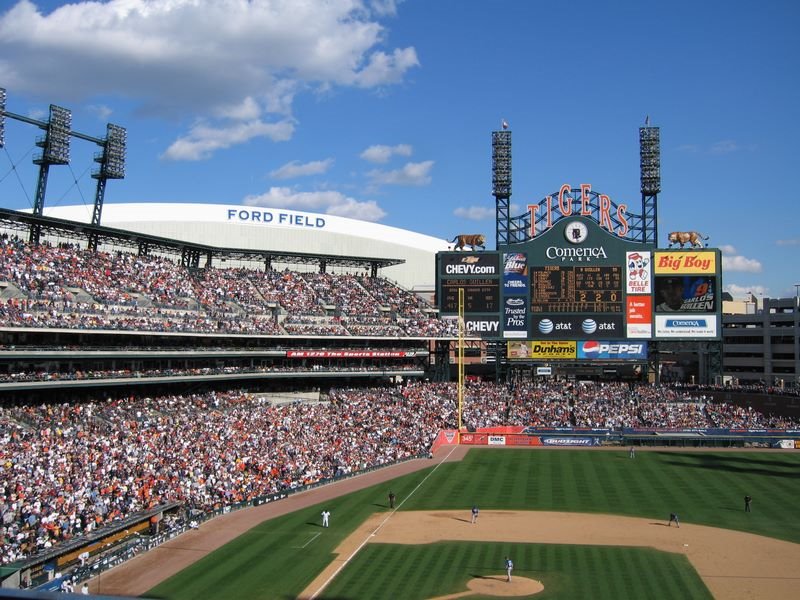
[147, 449, 800, 600]
[322, 542, 713, 600]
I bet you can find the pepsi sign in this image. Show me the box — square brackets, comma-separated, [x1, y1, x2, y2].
[578, 341, 647, 360]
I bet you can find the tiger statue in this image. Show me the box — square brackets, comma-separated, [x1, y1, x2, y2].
[667, 231, 708, 248]
[450, 233, 486, 251]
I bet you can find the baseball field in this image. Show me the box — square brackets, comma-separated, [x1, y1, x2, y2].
[112, 447, 800, 599]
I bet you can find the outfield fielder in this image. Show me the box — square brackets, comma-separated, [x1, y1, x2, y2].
[321, 510, 330, 528]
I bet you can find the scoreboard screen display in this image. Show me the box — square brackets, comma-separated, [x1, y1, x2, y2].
[440, 278, 500, 313]
[531, 265, 623, 313]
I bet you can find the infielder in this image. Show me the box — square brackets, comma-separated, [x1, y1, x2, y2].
[505, 556, 514, 582]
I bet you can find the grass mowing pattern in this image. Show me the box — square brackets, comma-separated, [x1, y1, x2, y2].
[147, 450, 800, 599]
[320, 542, 712, 600]
[400, 450, 800, 543]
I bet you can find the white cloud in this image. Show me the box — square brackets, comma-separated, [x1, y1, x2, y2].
[725, 284, 768, 300]
[710, 140, 739, 154]
[454, 206, 495, 220]
[360, 144, 412, 164]
[369, 0, 401, 17]
[776, 238, 800, 246]
[351, 47, 419, 87]
[327, 198, 386, 220]
[0, 0, 418, 157]
[367, 160, 433, 186]
[270, 159, 334, 180]
[86, 103, 113, 121]
[719, 245, 762, 273]
[243, 186, 386, 221]
[162, 119, 294, 161]
[722, 254, 762, 273]
[215, 97, 261, 121]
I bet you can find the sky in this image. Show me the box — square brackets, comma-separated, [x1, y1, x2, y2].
[0, 0, 799, 299]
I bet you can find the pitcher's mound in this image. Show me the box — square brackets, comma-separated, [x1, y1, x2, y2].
[430, 576, 544, 599]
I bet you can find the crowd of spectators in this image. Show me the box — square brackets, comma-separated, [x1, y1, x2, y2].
[0, 237, 457, 337]
[1, 380, 799, 565]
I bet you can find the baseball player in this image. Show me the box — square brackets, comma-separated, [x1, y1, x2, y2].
[505, 556, 514, 582]
[321, 509, 330, 528]
[668, 512, 680, 527]
[471, 505, 479, 524]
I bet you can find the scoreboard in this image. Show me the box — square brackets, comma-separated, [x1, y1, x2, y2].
[440, 278, 500, 313]
[437, 217, 721, 343]
[531, 266, 623, 313]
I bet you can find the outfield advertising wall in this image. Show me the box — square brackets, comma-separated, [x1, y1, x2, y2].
[430, 427, 800, 452]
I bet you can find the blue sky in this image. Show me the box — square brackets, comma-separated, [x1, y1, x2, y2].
[1, 0, 798, 299]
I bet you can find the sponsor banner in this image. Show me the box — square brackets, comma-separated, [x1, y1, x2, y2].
[654, 251, 716, 274]
[626, 251, 652, 294]
[626, 295, 652, 339]
[286, 350, 410, 358]
[503, 296, 528, 338]
[488, 435, 506, 446]
[523, 426, 613, 434]
[459, 433, 488, 445]
[430, 429, 459, 453]
[776, 439, 795, 449]
[442, 252, 500, 276]
[536, 366, 552, 376]
[578, 341, 647, 360]
[655, 315, 718, 337]
[464, 318, 501, 338]
[541, 437, 598, 446]
[655, 315, 718, 338]
[533, 315, 624, 340]
[654, 275, 716, 313]
[503, 252, 529, 292]
[507, 341, 532, 359]
[627, 322, 652, 339]
[522, 341, 577, 360]
[504, 435, 542, 446]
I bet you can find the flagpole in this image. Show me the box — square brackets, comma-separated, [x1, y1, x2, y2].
[458, 287, 464, 441]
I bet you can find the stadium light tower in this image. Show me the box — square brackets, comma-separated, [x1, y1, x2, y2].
[2, 88, 126, 247]
[639, 118, 661, 245]
[492, 122, 512, 248]
[88, 123, 127, 251]
[29, 104, 72, 244]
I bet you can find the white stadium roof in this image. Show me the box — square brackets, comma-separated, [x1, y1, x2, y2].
[40, 203, 453, 290]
